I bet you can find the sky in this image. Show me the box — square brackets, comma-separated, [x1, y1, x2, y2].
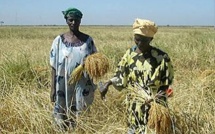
[0, 0, 214, 26]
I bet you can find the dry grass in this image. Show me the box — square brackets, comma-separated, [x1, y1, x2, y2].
[0, 26, 214, 134]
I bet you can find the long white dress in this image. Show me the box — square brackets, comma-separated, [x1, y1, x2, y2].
[50, 34, 97, 121]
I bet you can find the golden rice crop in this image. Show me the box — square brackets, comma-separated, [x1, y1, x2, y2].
[68, 65, 84, 84]
[128, 85, 172, 134]
[69, 52, 109, 84]
[85, 52, 109, 79]
[148, 102, 172, 134]
[0, 26, 214, 134]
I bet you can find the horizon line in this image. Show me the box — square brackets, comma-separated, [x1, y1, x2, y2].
[0, 24, 214, 27]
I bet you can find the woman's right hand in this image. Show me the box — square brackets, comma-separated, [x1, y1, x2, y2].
[99, 80, 112, 100]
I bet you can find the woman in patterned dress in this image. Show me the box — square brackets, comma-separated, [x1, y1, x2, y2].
[50, 7, 97, 129]
[100, 18, 174, 133]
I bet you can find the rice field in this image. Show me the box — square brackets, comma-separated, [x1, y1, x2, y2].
[0, 25, 214, 134]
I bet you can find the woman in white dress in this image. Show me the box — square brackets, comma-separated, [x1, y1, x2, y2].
[50, 7, 97, 129]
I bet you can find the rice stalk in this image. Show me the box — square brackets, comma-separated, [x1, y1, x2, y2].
[127, 85, 172, 134]
[148, 102, 172, 134]
[68, 65, 84, 84]
[68, 53, 109, 84]
[85, 52, 109, 79]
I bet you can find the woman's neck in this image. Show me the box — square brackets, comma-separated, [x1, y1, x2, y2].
[69, 30, 81, 37]
[136, 44, 151, 54]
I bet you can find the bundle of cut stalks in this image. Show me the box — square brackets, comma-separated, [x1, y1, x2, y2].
[68, 65, 84, 84]
[69, 52, 109, 84]
[127, 84, 172, 134]
[85, 52, 109, 78]
[148, 102, 172, 134]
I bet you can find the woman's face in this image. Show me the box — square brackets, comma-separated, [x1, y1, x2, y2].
[66, 16, 81, 31]
[134, 34, 152, 51]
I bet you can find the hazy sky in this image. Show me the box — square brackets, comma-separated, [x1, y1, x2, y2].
[0, 0, 214, 26]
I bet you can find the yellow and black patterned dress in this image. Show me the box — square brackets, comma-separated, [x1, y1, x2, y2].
[110, 45, 174, 133]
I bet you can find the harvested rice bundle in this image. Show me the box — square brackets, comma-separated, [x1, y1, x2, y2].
[69, 52, 109, 84]
[127, 84, 172, 134]
[85, 52, 109, 78]
[148, 102, 172, 134]
[68, 65, 84, 84]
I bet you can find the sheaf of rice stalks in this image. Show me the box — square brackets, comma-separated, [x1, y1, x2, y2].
[85, 52, 109, 79]
[69, 53, 109, 84]
[69, 65, 84, 84]
[148, 102, 172, 134]
[127, 85, 172, 134]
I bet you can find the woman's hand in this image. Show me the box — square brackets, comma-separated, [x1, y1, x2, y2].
[99, 80, 112, 100]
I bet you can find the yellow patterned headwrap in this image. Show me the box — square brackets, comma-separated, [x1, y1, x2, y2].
[133, 18, 158, 37]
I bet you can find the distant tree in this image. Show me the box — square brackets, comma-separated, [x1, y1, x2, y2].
[0, 21, 4, 26]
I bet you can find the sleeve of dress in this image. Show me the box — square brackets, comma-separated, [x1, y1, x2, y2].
[150, 54, 174, 89]
[110, 49, 130, 91]
[160, 54, 174, 86]
[50, 36, 60, 70]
